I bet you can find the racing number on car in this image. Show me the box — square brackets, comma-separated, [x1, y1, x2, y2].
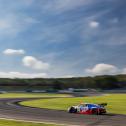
[80, 107, 88, 112]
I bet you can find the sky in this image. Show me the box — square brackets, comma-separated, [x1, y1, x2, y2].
[0, 0, 126, 78]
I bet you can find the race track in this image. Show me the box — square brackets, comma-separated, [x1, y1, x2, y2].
[0, 98, 125, 126]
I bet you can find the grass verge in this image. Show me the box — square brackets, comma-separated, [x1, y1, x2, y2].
[21, 94, 126, 115]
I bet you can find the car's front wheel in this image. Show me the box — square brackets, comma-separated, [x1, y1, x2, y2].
[68, 107, 77, 113]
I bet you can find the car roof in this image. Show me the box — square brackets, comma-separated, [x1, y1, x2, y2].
[85, 103, 98, 105]
[86, 103, 101, 108]
[80, 103, 97, 105]
[80, 103, 99, 107]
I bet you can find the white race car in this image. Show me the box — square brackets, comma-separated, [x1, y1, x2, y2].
[68, 103, 107, 115]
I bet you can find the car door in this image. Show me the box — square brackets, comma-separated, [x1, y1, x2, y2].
[79, 104, 88, 112]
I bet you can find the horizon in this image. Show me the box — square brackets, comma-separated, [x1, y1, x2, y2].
[0, 73, 125, 79]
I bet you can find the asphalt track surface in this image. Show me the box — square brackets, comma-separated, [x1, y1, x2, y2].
[0, 98, 125, 126]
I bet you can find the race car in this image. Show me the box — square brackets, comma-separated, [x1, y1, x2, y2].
[68, 103, 107, 115]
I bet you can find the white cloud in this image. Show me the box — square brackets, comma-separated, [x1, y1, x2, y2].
[0, 71, 47, 78]
[89, 21, 99, 28]
[122, 68, 126, 74]
[85, 63, 118, 75]
[22, 56, 50, 70]
[3, 49, 25, 55]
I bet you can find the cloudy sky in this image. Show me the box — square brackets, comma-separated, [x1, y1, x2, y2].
[0, 0, 126, 78]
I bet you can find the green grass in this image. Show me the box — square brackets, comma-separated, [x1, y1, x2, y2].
[0, 93, 71, 98]
[0, 119, 60, 126]
[21, 94, 126, 115]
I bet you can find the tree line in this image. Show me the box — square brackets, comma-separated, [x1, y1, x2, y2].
[0, 74, 126, 90]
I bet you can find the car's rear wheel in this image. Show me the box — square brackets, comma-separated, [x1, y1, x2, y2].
[68, 107, 77, 113]
[92, 108, 99, 115]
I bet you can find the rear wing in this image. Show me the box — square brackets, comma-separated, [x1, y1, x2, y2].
[98, 103, 107, 107]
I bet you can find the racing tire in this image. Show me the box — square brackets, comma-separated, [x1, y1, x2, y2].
[92, 108, 99, 115]
[68, 107, 77, 113]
